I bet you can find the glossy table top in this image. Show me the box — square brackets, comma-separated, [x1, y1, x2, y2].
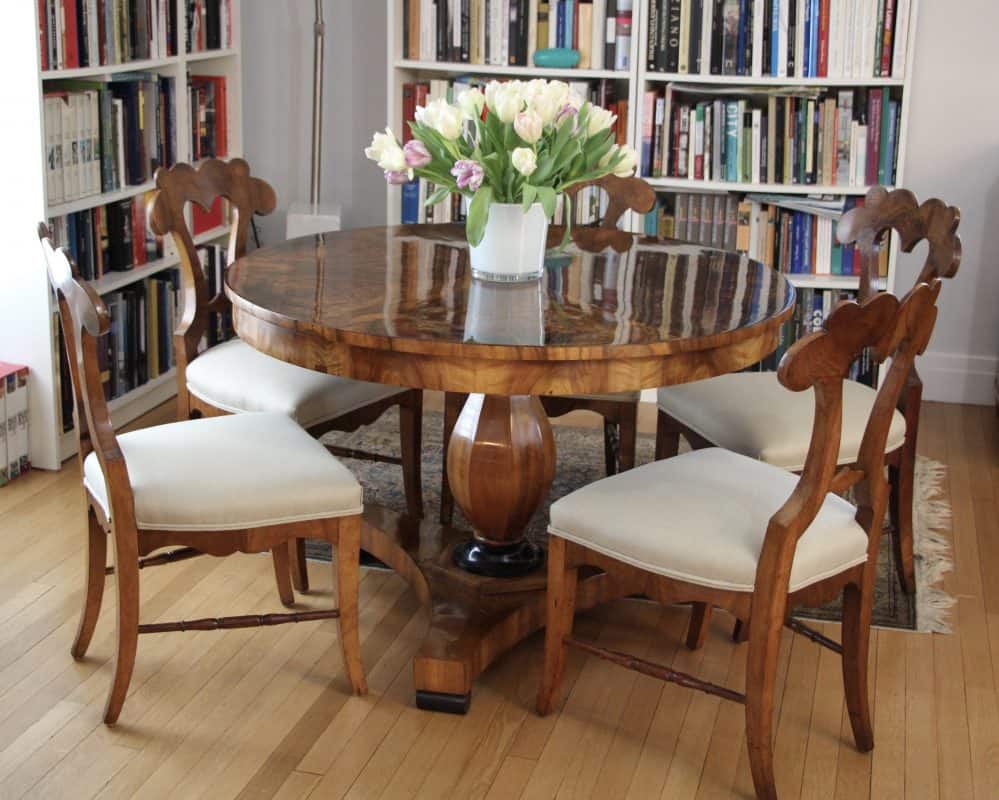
[226, 225, 794, 364]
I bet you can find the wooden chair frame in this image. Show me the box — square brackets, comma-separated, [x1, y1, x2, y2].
[538, 280, 944, 799]
[656, 187, 962, 598]
[438, 175, 656, 524]
[39, 227, 367, 725]
[148, 158, 424, 590]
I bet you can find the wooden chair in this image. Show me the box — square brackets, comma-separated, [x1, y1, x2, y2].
[656, 187, 961, 600]
[39, 226, 368, 725]
[537, 279, 944, 799]
[438, 175, 656, 525]
[148, 158, 424, 591]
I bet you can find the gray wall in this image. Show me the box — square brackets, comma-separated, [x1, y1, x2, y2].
[893, 0, 999, 404]
[244, 0, 999, 404]
[242, 0, 387, 244]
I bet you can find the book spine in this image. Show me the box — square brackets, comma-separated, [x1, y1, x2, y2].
[866, 88, 881, 186]
[879, 0, 894, 76]
[817, 0, 830, 76]
[724, 101, 739, 182]
[736, 0, 748, 75]
[677, 0, 690, 73]
[689, 0, 703, 73]
[664, 0, 679, 71]
[614, 0, 631, 70]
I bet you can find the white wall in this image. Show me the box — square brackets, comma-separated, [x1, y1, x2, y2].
[244, 1, 999, 405]
[242, 0, 387, 245]
[895, 0, 999, 405]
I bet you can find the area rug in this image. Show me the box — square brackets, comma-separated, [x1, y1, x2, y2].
[316, 409, 955, 633]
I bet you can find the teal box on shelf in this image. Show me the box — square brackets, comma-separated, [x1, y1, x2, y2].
[533, 48, 580, 69]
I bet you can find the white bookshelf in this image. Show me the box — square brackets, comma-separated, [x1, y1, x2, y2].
[1, 1, 244, 471]
[384, 1, 918, 300]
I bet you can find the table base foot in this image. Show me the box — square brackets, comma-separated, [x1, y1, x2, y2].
[452, 538, 544, 577]
[415, 690, 471, 714]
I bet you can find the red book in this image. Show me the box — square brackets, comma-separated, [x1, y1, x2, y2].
[401, 83, 416, 143]
[193, 196, 225, 235]
[880, 0, 896, 76]
[866, 90, 882, 187]
[212, 77, 228, 157]
[38, 0, 48, 70]
[62, 0, 79, 69]
[817, 0, 830, 77]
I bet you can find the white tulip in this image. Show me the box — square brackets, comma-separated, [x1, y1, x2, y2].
[415, 97, 464, 140]
[492, 82, 525, 123]
[528, 80, 570, 124]
[612, 144, 639, 178]
[364, 127, 406, 172]
[586, 105, 617, 136]
[514, 110, 543, 144]
[457, 87, 485, 120]
[511, 147, 538, 177]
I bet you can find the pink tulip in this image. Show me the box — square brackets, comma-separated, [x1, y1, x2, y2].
[450, 159, 484, 192]
[384, 169, 413, 185]
[403, 139, 432, 168]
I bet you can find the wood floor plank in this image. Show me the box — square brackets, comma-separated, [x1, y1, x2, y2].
[870, 629, 907, 800]
[798, 624, 846, 800]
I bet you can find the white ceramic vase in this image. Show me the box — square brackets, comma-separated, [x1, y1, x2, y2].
[468, 202, 549, 282]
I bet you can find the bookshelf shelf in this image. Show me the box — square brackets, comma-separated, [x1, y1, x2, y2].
[393, 59, 628, 80]
[46, 180, 157, 218]
[9, 1, 245, 470]
[40, 56, 181, 81]
[186, 48, 240, 62]
[642, 73, 905, 88]
[644, 178, 884, 196]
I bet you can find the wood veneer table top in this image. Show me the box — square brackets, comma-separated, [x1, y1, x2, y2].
[225, 225, 794, 394]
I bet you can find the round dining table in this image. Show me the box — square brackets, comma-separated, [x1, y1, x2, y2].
[226, 223, 794, 713]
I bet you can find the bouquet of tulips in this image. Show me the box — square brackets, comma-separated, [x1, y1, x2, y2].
[364, 79, 639, 246]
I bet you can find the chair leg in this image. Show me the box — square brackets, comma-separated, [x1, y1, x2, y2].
[289, 538, 309, 593]
[103, 528, 140, 726]
[537, 536, 579, 716]
[72, 508, 107, 659]
[603, 420, 620, 476]
[841, 576, 875, 751]
[685, 603, 712, 650]
[440, 392, 466, 525]
[655, 409, 681, 460]
[335, 516, 367, 695]
[744, 594, 785, 800]
[271, 546, 296, 608]
[399, 390, 424, 520]
[732, 617, 750, 643]
[618, 404, 638, 472]
[889, 447, 917, 595]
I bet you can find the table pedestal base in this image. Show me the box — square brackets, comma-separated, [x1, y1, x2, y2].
[360, 505, 622, 712]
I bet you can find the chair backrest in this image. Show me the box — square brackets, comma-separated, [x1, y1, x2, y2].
[561, 174, 657, 252]
[764, 279, 943, 576]
[38, 225, 137, 528]
[837, 186, 962, 300]
[147, 158, 276, 373]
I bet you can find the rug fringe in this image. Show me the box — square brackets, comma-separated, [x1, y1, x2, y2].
[912, 456, 955, 633]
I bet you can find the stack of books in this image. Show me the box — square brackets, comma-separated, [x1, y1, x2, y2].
[401, 0, 635, 70]
[187, 74, 228, 160]
[38, 0, 179, 71]
[0, 364, 30, 485]
[645, 0, 911, 79]
[43, 74, 177, 205]
[641, 84, 899, 187]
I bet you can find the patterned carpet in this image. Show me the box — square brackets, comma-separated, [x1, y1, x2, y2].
[315, 409, 954, 633]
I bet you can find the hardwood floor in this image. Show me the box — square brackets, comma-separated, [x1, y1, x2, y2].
[0, 400, 996, 798]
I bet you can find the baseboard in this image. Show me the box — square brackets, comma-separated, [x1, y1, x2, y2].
[914, 351, 998, 406]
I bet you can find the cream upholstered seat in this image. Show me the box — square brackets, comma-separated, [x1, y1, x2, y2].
[548, 447, 868, 593]
[657, 372, 907, 471]
[185, 338, 402, 429]
[84, 412, 362, 531]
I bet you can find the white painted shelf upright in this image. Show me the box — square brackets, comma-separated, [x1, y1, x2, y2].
[1, 1, 244, 471]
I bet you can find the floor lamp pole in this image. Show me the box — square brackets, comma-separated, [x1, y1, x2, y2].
[310, 0, 325, 211]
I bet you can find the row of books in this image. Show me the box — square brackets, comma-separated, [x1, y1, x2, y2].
[43, 74, 176, 205]
[641, 85, 899, 187]
[0, 365, 30, 485]
[39, 0, 177, 71]
[758, 286, 876, 384]
[646, 0, 910, 79]
[646, 191, 888, 278]
[401, 0, 635, 70]
[185, 0, 235, 53]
